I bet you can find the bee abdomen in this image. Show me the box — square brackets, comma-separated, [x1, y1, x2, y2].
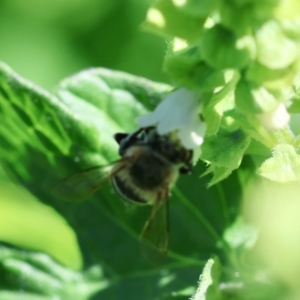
[112, 175, 148, 205]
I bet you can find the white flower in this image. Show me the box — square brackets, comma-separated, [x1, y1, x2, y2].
[136, 88, 206, 149]
[257, 103, 290, 130]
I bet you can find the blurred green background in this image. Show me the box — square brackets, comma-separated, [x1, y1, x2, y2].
[0, 0, 168, 90]
[0, 1, 243, 298]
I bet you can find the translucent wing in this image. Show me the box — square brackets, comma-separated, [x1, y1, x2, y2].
[52, 160, 124, 202]
[140, 191, 169, 266]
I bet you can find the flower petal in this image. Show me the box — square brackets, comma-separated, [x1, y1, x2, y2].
[136, 88, 206, 149]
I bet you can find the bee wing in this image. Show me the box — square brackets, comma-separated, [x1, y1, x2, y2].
[140, 192, 169, 266]
[52, 160, 124, 202]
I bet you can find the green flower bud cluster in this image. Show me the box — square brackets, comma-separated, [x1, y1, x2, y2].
[143, 0, 300, 184]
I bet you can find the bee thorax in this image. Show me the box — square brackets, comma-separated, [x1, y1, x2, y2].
[129, 155, 171, 190]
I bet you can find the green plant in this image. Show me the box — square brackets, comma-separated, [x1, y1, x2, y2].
[1, 0, 300, 299]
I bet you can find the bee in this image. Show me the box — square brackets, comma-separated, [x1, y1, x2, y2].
[52, 127, 193, 266]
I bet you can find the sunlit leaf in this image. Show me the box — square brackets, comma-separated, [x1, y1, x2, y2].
[0, 245, 107, 299]
[142, 0, 205, 42]
[201, 25, 255, 70]
[191, 256, 222, 300]
[201, 128, 251, 170]
[258, 143, 300, 182]
[255, 21, 299, 70]
[0, 181, 82, 270]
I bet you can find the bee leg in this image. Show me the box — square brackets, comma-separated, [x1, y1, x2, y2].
[140, 186, 169, 266]
[162, 187, 170, 201]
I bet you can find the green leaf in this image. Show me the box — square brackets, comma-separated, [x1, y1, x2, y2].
[201, 71, 239, 136]
[255, 21, 299, 70]
[191, 256, 222, 300]
[0, 245, 106, 300]
[274, 0, 300, 21]
[235, 78, 279, 114]
[204, 80, 238, 136]
[279, 20, 300, 41]
[288, 88, 300, 113]
[142, 0, 205, 41]
[246, 61, 297, 89]
[171, 0, 219, 18]
[0, 61, 171, 270]
[0, 61, 171, 179]
[244, 139, 271, 156]
[202, 108, 222, 136]
[56, 67, 172, 112]
[0, 180, 82, 270]
[201, 25, 255, 70]
[220, 0, 279, 33]
[201, 127, 250, 186]
[201, 128, 251, 170]
[258, 143, 300, 182]
[0, 61, 240, 299]
[164, 41, 224, 91]
[201, 165, 233, 188]
[223, 217, 257, 250]
[0, 291, 50, 300]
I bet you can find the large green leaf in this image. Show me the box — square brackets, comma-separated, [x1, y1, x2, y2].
[0, 245, 106, 300]
[0, 62, 241, 299]
[0, 180, 82, 270]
